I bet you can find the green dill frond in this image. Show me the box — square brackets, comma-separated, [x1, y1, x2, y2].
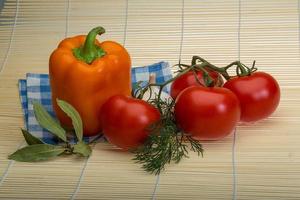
[132, 95, 204, 175]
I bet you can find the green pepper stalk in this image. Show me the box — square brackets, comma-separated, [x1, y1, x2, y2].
[73, 26, 106, 64]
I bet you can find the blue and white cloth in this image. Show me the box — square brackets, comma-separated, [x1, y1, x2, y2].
[18, 61, 172, 144]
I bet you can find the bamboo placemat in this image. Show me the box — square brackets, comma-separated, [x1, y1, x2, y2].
[0, 0, 299, 199]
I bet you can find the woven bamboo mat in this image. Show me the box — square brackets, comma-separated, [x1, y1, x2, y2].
[0, 0, 299, 199]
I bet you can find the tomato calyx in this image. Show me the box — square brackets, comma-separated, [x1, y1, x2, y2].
[133, 64, 198, 106]
[191, 56, 258, 80]
[133, 61, 218, 102]
[227, 59, 258, 77]
[174, 61, 216, 87]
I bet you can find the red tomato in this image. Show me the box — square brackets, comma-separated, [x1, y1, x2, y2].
[100, 95, 161, 150]
[170, 69, 223, 99]
[174, 86, 240, 140]
[223, 72, 280, 122]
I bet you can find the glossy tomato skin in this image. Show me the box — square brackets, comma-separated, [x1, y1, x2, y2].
[223, 72, 280, 122]
[174, 86, 240, 140]
[100, 95, 160, 150]
[170, 70, 223, 99]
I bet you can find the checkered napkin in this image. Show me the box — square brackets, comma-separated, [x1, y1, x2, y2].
[18, 61, 173, 144]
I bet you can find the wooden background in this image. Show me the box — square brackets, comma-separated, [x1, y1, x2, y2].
[0, 0, 299, 199]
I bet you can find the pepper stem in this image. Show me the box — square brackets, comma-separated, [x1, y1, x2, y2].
[73, 26, 106, 64]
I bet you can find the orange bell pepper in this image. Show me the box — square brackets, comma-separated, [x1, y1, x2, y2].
[49, 26, 131, 136]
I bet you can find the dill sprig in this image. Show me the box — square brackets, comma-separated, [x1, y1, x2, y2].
[133, 96, 203, 175]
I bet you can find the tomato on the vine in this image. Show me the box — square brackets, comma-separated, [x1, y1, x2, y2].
[223, 72, 280, 122]
[100, 95, 160, 150]
[174, 86, 240, 140]
[170, 69, 223, 99]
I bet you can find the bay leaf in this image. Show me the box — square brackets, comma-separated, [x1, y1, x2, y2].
[73, 141, 92, 157]
[57, 99, 83, 142]
[33, 102, 67, 142]
[21, 129, 44, 145]
[8, 144, 65, 162]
